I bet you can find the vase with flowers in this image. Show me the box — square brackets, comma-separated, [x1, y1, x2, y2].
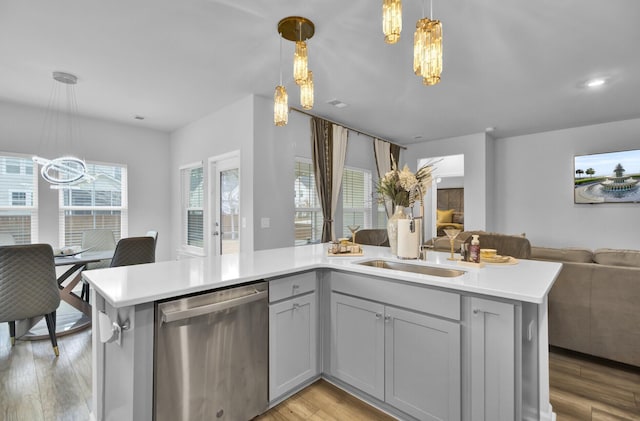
[377, 158, 434, 255]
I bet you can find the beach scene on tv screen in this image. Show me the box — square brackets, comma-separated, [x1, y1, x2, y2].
[574, 149, 640, 203]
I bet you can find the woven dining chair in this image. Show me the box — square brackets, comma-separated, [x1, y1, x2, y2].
[110, 236, 156, 268]
[0, 244, 61, 356]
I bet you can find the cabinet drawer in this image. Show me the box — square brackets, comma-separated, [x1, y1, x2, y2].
[269, 271, 317, 302]
[331, 271, 460, 320]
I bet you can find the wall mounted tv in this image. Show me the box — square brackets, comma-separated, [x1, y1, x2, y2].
[574, 149, 640, 204]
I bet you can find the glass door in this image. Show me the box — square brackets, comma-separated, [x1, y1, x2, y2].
[210, 154, 240, 255]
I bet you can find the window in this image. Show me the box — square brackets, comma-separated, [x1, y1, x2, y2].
[0, 155, 38, 244]
[342, 167, 373, 237]
[181, 163, 204, 249]
[59, 162, 128, 247]
[294, 159, 322, 245]
[376, 203, 388, 229]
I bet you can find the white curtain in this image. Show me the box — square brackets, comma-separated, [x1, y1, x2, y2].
[374, 138, 393, 218]
[331, 125, 348, 241]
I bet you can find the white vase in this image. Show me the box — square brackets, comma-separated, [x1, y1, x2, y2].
[387, 205, 407, 256]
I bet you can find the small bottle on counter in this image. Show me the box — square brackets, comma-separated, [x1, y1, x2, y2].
[469, 235, 480, 263]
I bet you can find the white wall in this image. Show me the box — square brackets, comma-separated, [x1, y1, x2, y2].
[169, 96, 254, 256]
[0, 100, 172, 260]
[405, 133, 491, 233]
[493, 118, 640, 249]
[251, 97, 382, 250]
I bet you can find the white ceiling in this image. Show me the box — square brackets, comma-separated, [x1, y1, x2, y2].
[1, 0, 639, 144]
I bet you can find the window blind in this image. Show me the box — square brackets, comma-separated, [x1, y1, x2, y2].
[181, 164, 204, 249]
[342, 167, 372, 238]
[59, 162, 128, 247]
[294, 159, 322, 244]
[0, 154, 38, 244]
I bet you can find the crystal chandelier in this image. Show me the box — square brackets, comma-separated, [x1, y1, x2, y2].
[32, 72, 94, 187]
[300, 71, 314, 110]
[382, 0, 402, 44]
[274, 16, 315, 126]
[413, 0, 442, 86]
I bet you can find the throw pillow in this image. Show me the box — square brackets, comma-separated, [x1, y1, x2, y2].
[437, 209, 454, 223]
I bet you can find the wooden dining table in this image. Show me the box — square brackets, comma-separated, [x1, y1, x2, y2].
[18, 250, 113, 340]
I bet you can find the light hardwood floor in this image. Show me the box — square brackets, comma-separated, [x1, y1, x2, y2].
[2, 325, 639, 420]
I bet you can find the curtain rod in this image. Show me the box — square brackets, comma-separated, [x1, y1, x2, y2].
[289, 107, 407, 150]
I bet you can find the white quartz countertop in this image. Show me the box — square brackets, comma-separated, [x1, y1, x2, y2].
[82, 244, 562, 308]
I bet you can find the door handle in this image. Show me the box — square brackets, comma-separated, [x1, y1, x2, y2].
[161, 290, 267, 324]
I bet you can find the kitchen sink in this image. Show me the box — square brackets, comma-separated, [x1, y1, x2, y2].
[355, 259, 466, 278]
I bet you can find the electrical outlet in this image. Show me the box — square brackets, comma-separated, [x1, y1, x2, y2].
[261, 217, 270, 228]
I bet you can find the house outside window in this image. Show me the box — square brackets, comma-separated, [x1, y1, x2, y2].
[294, 159, 322, 245]
[59, 162, 128, 247]
[180, 163, 204, 250]
[342, 166, 373, 238]
[0, 154, 38, 244]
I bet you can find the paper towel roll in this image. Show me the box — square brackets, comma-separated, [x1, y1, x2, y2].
[98, 311, 117, 344]
[397, 219, 420, 259]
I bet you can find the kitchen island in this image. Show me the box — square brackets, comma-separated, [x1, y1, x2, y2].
[84, 244, 561, 421]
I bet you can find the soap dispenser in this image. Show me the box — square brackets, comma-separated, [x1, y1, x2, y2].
[469, 235, 480, 263]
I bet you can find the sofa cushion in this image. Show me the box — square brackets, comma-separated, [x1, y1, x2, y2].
[531, 246, 593, 263]
[593, 248, 640, 268]
[437, 209, 454, 223]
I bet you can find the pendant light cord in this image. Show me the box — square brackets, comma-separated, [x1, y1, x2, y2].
[279, 35, 283, 85]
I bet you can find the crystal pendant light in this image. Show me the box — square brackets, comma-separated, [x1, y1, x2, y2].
[274, 85, 288, 126]
[382, 0, 402, 44]
[300, 71, 314, 110]
[274, 35, 288, 126]
[413, 0, 442, 86]
[293, 41, 308, 85]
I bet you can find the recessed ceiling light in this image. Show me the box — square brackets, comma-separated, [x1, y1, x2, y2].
[585, 78, 606, 88]
[326, 99, 348, 108]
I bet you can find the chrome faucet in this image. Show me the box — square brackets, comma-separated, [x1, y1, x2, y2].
[408, 184, 425, 258]
[408, 184, 424, 233]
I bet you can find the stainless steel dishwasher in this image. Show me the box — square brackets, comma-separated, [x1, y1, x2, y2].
[154, 281, 268, 421]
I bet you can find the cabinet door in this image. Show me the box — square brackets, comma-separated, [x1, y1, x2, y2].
[269, 292, 318, 401]
[330, 292, 385, 401]
[470, 298, 515, 421]
[385, 306, 461, 421]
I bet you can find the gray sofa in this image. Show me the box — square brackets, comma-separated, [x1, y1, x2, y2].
[531, 246, 640, 367]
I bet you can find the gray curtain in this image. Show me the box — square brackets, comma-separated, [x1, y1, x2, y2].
[311, 117, 333, 243]
[373, 139, 403, 218]
[374, 139, 393, 218]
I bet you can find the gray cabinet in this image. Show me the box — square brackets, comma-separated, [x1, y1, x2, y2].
[269, 273, 318, 401]
[330, 291, 461, 420]
[385, 306, 460, 421]
[469, 297, 517, 421]
[330, 292, 385, 400]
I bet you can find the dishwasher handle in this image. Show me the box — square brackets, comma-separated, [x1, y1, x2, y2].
[161, 289, 268, 324]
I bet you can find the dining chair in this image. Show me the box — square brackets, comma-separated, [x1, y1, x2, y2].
[350, 229, 390, 247]
[146, 230, 158, 248]
[0, 244, 61, 356]
[80, 229, 117, 301]
[110, 236, 156, 268]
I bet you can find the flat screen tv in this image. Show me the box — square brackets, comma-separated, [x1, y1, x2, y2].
[574, 149, 640, 204]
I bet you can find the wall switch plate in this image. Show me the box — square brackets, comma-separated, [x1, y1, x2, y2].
[261, 217, 270, 228]
[242, 217, 246, 228]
